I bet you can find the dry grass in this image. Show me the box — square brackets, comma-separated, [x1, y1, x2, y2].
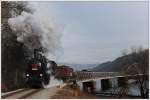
[51, 85, 96, 99]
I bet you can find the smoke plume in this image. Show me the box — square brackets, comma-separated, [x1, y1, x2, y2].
[8, 2, 63, 60]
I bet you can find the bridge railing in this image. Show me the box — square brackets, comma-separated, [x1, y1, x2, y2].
[74, 71, 120, 81]
[73, 71, 148, 82]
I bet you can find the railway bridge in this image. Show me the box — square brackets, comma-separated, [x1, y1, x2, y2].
[72, 71, 148, 94]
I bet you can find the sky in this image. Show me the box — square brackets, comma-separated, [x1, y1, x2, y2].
[35, 1, 148, 64]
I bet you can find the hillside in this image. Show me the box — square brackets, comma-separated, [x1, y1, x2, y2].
[57, 63, 98, 71]
[91, 49, 148, 72]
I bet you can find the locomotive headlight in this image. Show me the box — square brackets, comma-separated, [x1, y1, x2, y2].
[40, 74, 43, 77]
[26, 74, 29, 77]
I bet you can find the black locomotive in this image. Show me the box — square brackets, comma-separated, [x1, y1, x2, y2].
[25, 48, 75, 88]
[25, 49, 57, 88]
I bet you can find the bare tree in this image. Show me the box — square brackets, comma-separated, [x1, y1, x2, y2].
[121, 47, 149, 98]
[1, 1, 32, 92]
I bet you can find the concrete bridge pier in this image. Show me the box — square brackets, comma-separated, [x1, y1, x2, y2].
[95, 80, 101, 92]
[111, 78, 118, 88]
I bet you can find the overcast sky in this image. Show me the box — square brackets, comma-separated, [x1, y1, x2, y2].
[37, 1, 148, 64]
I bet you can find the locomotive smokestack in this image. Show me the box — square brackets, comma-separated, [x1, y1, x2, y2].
[34, 49, 38, 59]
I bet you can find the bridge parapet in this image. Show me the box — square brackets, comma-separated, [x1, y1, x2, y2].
[74, 71, 120, 81]
[73, 71, 148, 82]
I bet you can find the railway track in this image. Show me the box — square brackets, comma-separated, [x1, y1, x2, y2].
[1, 83, 67, 99]
[18, 89, 43, 99]
[2, 88, 42, 99]
[2, 88, 27, 98]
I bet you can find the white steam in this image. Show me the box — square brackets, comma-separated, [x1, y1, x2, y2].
[8, 2, 63, 60]
[43, 76, 63, 88]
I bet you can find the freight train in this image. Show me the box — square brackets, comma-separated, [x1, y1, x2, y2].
[25, 49, 74, 88]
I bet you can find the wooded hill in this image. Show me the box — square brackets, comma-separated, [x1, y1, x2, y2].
[91, 49, 148, 73]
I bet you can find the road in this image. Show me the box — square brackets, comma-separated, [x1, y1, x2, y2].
[2, 87, 60, 99]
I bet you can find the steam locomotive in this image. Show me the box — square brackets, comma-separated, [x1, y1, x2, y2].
[25, 49, 57, 88]
[25, 49, 74, 88]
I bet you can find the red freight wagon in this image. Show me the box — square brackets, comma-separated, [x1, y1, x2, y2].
[55, 65, 73, 81]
